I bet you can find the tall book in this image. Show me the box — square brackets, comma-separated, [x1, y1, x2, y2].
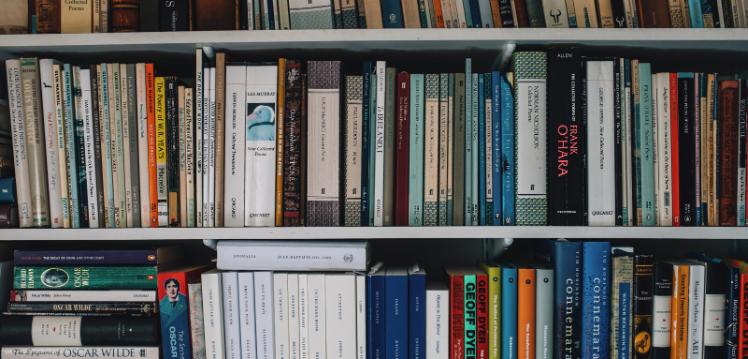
[52, 64, 71, 228]
[62, 64, 81, 228]
[223, 64, 247, 228]
[214, 53, 227, 228]
[79, 68, 100, 228]
[72, 66, 89, 227]
[158, 266, 207, 359]
[426, 282, 449, 359]
[145, 64, 158, 228]
[90, 65, 105, 227]
[679, 73, 698, 226]
[395, 71, 410, 226]
[166, 77, 179, 227]
[512, 51, 547, 225]
[610, 247, 634, 359]
[517, 267, 536, 359]
[637, 63, 656, 226]
[465, 63, 473, 226]
[194, 50, 204, 228]
[201, 270, 225, 359]
[546, 49, 585, 225]
[453, 73, 466, 226]
[500, 74, 515, 225]
[125, 64, 141, 227]
[39, 59, 63, 228]
[581, 241, 610, 358]
[306, 61, 341, 226]
[288, 0, 335, 28]
[651, 262, 673, 358]
[538, 240, 581, 359]
[155, 76, 168, 227]
[718, 79, 740, 226]
[98, 64, 113, 227]
[424, 74, 439, 226]
[586, 60, 616, 226]
[655, 72, 674, 226]
[136, 63, 151, 228]
[345, 75, 364, 226]
[184, 88, 195, 227]
[633, 254, 655, 359]
[282, 60, 305, 226]
[373, 61, 386, 227]
[501, 266, 518, 359]
[409, 74, 425, 226]
[438, 73, 449, 225]
[669, 262, 690, 359]
[244, 64, 278, 227]
[384, 68, 396, 226]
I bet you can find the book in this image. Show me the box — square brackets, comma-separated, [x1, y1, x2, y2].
[307, 273, 325, 359]
[587, 60, 616, 226]
[384, 68, 396, 226]
[306, 61, 341, 226]
[368, 263, 386, 359]
[6, 302, 157, 316]
[193, 0, 236, 30]
[426, 282, 449, 359]
[395, 71, 410, 226]
[80, 68, 101, 228]
[0, 0, 28, 34]
[384, 267, 408, 359]
[4, 63, 32, 228]
[686, 261, 706, 359]
[13, 248, 179, 266]
[325, 273, 357, 358]
[154, 76, 167, 226]
[9, 289, 157, 302]
[719, 79, 740, 226]
[90, 66, 105, 227]
[535, 267, 553, 359]
[158, 266, 207, 359]
[62, 64, 81, 228]
[581, 241, 610, 358]
[51, 64, 71, 228]
[165, 78, 179, 227]
[223, 64, 247, 228]
[145, 64, 158, 228]
[0, 347, 159, 359]
[282, 60, 305, 227]
[633, 254, 655, 359]
[373, 61, 386, 227]
[0, 316, 159, 346]
[289, 273, 301, 359]
[356, 274, 366, 359]
[512, 51, 547, 225]
[345, 75, 364, 226]
[655, 72, 674, 226]
[38, 59, 63, 228]
[110, 0, 139, 32]
[501, 266, 517, 359]
[610, 247, 634, 359]
[409, 73, 425, 226]
[669, 262, 690, 359]
[517, 267, 536, 359]
[538, 240, 581, 359]
[273, 273, 289, 358]
[238, 272, 257, 359]
[638, 63, 656, 226]
[14, 266, 158, 290]
[446, 268, 465, 359]
[424, 73, 439, 226]
[217, 240, 368, 271]
[288, 0, 335, 28]
[201, 270, 225, 359]
[61, 0, 92, 33]
[500, 74, 515, 225]
[408, 265, 426, 359]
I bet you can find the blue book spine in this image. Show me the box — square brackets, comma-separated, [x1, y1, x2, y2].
[385, 271, 408, 359]
[462, 0, 474, 26]
[368, 66, 378, 226]
[546, 240, 582, 359]
[689, 0, 705, 27]
[0, 178, 15, 203]
[638, 63, 656, 226]
[700, 0, 715, 26]
[409, 271, 426, 359]
[582, 242, 611, 358]
[468, 0, 482, 27]
[478, 74, 487, 226]
[368, 272, 386, 359]
[361, 62, 372, 227]
[266, 0, 275, 29]
[483, 72, 492, 225]
[616, 280, 632, 359]
[409, 74, 425, 226]
[501, 268, 517, 359]
[500, 75, 515, 225]
[491, 72, 502, 225]
[62, 64, 80, 229]
[464, 59, 474, 224]
[471, 73, 479, 226]
[381, 0, 405, 27]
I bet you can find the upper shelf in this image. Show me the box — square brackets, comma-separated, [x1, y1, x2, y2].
[0, 28, 747, 57]
[0, 226, 747, 240]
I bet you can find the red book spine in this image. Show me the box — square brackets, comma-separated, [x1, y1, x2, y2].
[670, 73, 681, 226]
[450, 274, 465, 359]
[476, 273, 489, 359]
[395, 71, 410, 226]
[146, 64, 158, 228]
[739, 272, 748, 358]
[719, 80, 740, 226]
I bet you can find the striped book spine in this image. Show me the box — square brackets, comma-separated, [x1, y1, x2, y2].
[409, 74, 425, 226]
[512, 51, 548, 225]
[345, 75, 364, 226]
[423, 74, 439, 226]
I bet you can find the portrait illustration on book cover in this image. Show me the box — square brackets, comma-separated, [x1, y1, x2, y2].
[159, 278, 188, 329]
[246, 104, 276, 141]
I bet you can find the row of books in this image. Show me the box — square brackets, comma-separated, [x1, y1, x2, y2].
[3, 0, 748, 34]
[4, 49, 747, 229]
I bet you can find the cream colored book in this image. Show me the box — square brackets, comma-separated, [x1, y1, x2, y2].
[20, 58, 50, 227]
[596, 0, 615, 27]
[39, 59, 64, 228]
[423, 74, 439, 226]
[178, 86, 187, 227]
[61, 0, 93, 33]
[0, 0, 28, 34]
[5, 59, 33, 227]
[120, 64, 134, 228]
[52, 64, 71, 228]
[573, 0, 599, 27]
[136, 63, 151, 228]
[185, 88, 195, 227]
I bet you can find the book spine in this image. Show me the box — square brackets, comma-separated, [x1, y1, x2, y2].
[637, 63, 656, 226]
[273, 273, 290, 358]
[726, 267, 739, 359]
[686, 264, 705, 359]
[633, 255, 654, 359]
[14, 266, 157, 290]
[256, 272, 277, 358]
[158, 271, 195, 359]
[9, 289, 157, 302]
[670, 73, 681, 226]
[484, 74, 495, 225]
[52, 64, 71, 228]
[464, 274, 478, 357]
[517, 268, 536, 359]
[423, 74, 439, 226]
[581, 242, 610, 358]
[482, 267, 500, 359]
[305, 61, 341, 226]
[71, 66, 89, 227]
[145, 64, 158, 227]
[207, 68, 216, 228]
[450, 274, 465, 359]
[36, 0, 61, 33]
[535, 269, 553, 359]
[0, 316, 158, 346]
[307, 274, 325, 359]
[525, 0, 547, 26]
[223, 65, 247, 228]
[677, 74, 696, 226]
[194, 51, 203, 227]
[5, 60, 32, 227]
[409, 74, 425, 226]
[289, 273, 301, 359]
[409, 272, 426, 359]
[453, 73, 466, 225]
[189, 283, 207, 359]
[549, 241, 582, 359]
[221, 272, 241, 359]
[654, 73, 673, 226]
[614, 60, 623, 225]
[384, 68, 396, 226]
[369, 272, 386, 359]
[498, 0, 514, 26]
[671, 264, 690, 359]
[1, 347, 159, 359]
[166, 78, 179, 227]
[372, 62, 386, 226]
[395, 72, 410, 226]
[214, 54, 226, 228]
[719, 79, 740, 225]
[356, 275, 366, 359]
[344, 75, 364, 227]
[586, 60, 616, 226]
[426, 288, 448, 359]
[470, 72, 479, 226]
[610, 250, 633, 359]
[39, 60, 63, 228]
[623, 59, 634, 226]
[100, 64, 113, 227]
[79, 68, 100, 228]
[325, 274, 357, 358]
[573, 0, 599, 26]
[360, 63, 372, 226]
[502, 268, 518, 359]
[154, 77, 167, 226]
[500, 74, 515, 225]
[282, 60, 304, 226]
[62, 64, 81, 228]
[447, 74, 455, 224]
[125, 65, 139, 227]
[111, 64, 125, 228]
[13, 249, 158, 266]
[512, 52, 547, 225]
[237, 272, 257, 359]
[6, 302, 157, 316]
[120, 64, 134, 228]
[201, 272, 225, 359]
[740, 79, 748, 226]
[185, 88, 195, 227]
[694, 75, 702, 226]
[437, 73, 448, 226]
[299, 274, 309, 358]
[381, 0, 405, 26]
[385, 271, 407, 359]
[90, 66, 105, 228]
[477, 74, 486, 225]
[465, 62, 473, 225]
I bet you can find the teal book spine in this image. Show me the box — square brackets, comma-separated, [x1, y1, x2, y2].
[447, 74, 455, 225]
[478, 74, 486, 226]
[368, 65, 377, 226]
[470, 75, 479, 226]
[638, 63, 656, 226]
[381, 0, 405, 27]
[501, 267, 517, 359]
[14, 266, 159, 290]
[512, 51, 547, 225]
[688, 0, 705, 27]
[464, 274, 477, 356]
[463, 0, 474, 27]
[409, 74, 425, 226]
[62, 64, 80, 229]
[99, 64, 115, 228]
[464, 59, 473, 225]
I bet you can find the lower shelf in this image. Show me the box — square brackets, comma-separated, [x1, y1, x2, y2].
[0, 226, 746, 240]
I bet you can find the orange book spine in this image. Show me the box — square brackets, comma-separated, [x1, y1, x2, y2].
[430, 0, 445, 27]
[669, 264, 689, 359]
[517, 268, 535, 359]
[274, 58, 286, 227]
[145, 64, 158, 228]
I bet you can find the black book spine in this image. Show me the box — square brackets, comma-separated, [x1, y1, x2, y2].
[282, 60, 305, 227]
[159, 0, 189, 31]
[127, 64, 141, 227]
[721, 0, 734, 27]
[614, 59, 623, 226]
[7, 302, 158, 316]
[678, 76, 696, 226]
[90, 69, 105, 228]
[633, 254, 654, 359]
[498, 0, 514, 27]
[611, 0, 626, 27]
[0, 316, 159, 346]
[73, 69, 89, 228]
[727, 266, 740, 359]
[139, 0, 159, 31]
[651, 262, 673, 359]
[360, 62, 371, 227]
[166, 77, 179, 227]
[240, 0, 249, 29]
[547, 48, 585, 225]
[709, 0, 721, 27]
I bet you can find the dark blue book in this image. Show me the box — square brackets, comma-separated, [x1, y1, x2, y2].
[501, 266, 517, 359]
[380, 0, 404, 27]
[385, 267, 408, 359]
[13, 248, 179, 266]
[368, 263, 386, 359]
[361, 62, 372, 227]
[491, 72, 502, 225]
[500, 75, 515, 225]
[478, 74, 486, 226]
[582, 242, 610, 359]
[539, 240, 582, 359]
[408, 265, 426, 359]
[267, 0, 276, 29]
[468, 0, 482, 27]
[0, 178, 15, 203]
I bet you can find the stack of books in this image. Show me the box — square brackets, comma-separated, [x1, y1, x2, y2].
[0, 249, 169, 358]
[1, 0, 747, 34]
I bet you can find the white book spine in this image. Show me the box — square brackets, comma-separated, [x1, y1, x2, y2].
[687, 264, 705, 359]
[201, 67, 210, 228]
[542, 0, 570, 27]
[703, 293, 726, 349]
[535, 268, 554, 359]
[238, 272, 258, 359]
[586, 61, 616, 226]
[208, 67, 217, 227]
[224, 65, 247, 227]
[99, 64, 115, 227]
[307, 274, 326, 359]
[254, 272, 275, 359]
[136, 64, 150, 228]
[188, 283, 207, 359]
[79, 69, 99, 228]
[656, 73, 673, 226]
[39, 59, 63, 228]
[185, 88, 195, 227]
[274, 273, 290, 359]
[244, 65, 278, 227]
[216, 241, 368, 271]
[51, 64, 70, 228]
[288, 274, 300, 359]
[194, 52, 204, 228]
[5, 60, 32, 227]
[652, 291, 672, 350]
[201, 271, 225, 359]
[454, 0, 467, 27]
[120, 64, 133, 228]
[298, 274, 309, 359]
[373, 61, 386, 227]
[1, 347, 160, 359]
[222, 272, 242, 359]
[355, 274, 366, 359]
[325, 274, 356, 359]
[10, 290, 156, 302]
[426, 287, 449, 359]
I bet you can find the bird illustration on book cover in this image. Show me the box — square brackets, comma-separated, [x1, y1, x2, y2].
[247, 104, 276, 141]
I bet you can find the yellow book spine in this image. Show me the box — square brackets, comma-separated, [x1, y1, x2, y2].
[481, 265, 501, 359]
[155, 77, 167, 227]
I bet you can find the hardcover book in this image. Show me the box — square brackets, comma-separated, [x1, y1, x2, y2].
[158, 266, 208, 359]
[61, 0, 92, 33]
[216, 240, 368, 271]
[0, 0, 28, 34]
[193, 0, 236, 30]
[1, 347, 159, 359]
[395, 71, 410, 226]
[0, 316, 159, 346]
[110, 0, 139, 32]
[345, 75, 364, 226]
[282, 60, 305, 226]
[288, 0, 335, 28]
[582, 241, 610, 358]
[610, 247, 634, 359]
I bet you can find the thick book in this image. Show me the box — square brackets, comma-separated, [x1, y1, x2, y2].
[36, 0, 61, 33]
[446, 268, 465, 359]
[38, 59, 64, 228]
[633, 254, 655, 359]
[110, 0, 139, 32]
[306, 61, 341, 226]
[654, 72, 674, 226]
[367, 263, 386, 359]
[345, 75, 364, 226]
[282, 60, 305, 226]
[512, 51, 547, 225]
[547, 49, 585, 225]
[14, 266, 158, 290]
[384, 268, 408, 359]
[610, 247, 634, 359]
[9, 290, 157, 302]
[158, 266, 207, 359]
[6, 302, 157, 316]
[0, 316, 159, 346]
[216, 240, 368, 271]
[61, 0, 92, 33]
[586, 60, 616, 226]
[0, 347, 159, 359]
[669, 262, 690, 359]
[288, 0, 334, 28]
[718, 79, 740, 226]
[581, 241, 610, 358]
[4, 59, 33, 227]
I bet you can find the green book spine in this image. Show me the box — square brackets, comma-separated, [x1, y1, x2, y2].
[453, 73, 466, 226]
[14, 266, 158, 290]
[409, 74, 425, 226]
[464, 60, 473, 225]
[464, 274, 477, 357]
[512, 51, 548, 225]
[638, 62, 656, 226]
